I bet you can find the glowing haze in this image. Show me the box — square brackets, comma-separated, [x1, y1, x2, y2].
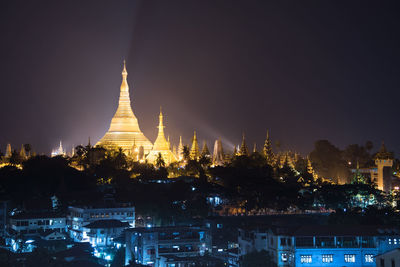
[0, 1, 400, 155]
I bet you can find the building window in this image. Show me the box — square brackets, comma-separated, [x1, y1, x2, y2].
[280, 238, 287, 246]
[281, 253, 288, 262]
[389, 238, 392, 245]
[322, 254, 333, 263]
[365, 254, 374, 263]
[345, 254, 356, 263]
[395, 239, 398, 245]
[301, 255, 312, 263]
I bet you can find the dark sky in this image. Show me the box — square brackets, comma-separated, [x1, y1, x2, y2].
[1, 1, 400, 155]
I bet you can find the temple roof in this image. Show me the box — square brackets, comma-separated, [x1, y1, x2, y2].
[375, 141, 393, 160]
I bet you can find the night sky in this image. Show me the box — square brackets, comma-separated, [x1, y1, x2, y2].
[1, 1, 400, 155]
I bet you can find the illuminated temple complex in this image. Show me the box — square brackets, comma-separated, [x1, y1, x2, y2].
[96, 62, 153, 154]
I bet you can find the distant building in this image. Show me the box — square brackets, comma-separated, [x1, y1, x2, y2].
[85, 219, 129, 248]
[349, 142, 394, 192]
[51, 141, 66, 157]
[6, 212, 67, 253]
[67, 204, 134, 242]
[238, 224, 400, 267]
[125, 226, 212, 266]
[9, 212, 67, 235]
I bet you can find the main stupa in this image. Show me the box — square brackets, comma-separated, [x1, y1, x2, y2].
[96, 61, 153, 154]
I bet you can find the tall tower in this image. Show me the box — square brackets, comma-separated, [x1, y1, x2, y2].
[374, 142, 393, 192]
[212, 139, 225, 166]
[19, 145, 27, 160]
[5, 144, 12, 158]
[146, 108, 177, 165]
[238, 133, 249, 156]
[97, 61, 153, 153]
[201, 141, 211, 158]
[263, 130, 274, 165]
[190, 131, 200, 160]
[178, 136, 184, 161]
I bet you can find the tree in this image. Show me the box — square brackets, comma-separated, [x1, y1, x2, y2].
[342, 144, 372, 168]
[23, 144, 32, 157]
[309, 140, 348, 183]
[155, 153, 165, 168]
[8, 150, 22, 165]
[182, 145, 190, 162]
[240, 250, 274, 267]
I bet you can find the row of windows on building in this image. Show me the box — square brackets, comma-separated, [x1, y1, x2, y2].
[297, 254, 374, 264]
[89, 212, 134, 218]
[14, 219, 63, 226]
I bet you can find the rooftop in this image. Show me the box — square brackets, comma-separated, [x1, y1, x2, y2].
[293, 225, 400, 237]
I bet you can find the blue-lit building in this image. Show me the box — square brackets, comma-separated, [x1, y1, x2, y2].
[125, 226, 212, 266]
[292, 225, 400, 266]
[238, 225, 400, 266]
[67, 204, 135, 242]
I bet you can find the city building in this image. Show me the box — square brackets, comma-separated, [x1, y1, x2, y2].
[375, 142, 394, 192]
[67, 204, 134, 242]
[8, 212, 67, 235]
[125, 226, 212, 266]
[96, 61, 153, 155]
[6, 212, 67, 253]
[237, 224, 400, 267]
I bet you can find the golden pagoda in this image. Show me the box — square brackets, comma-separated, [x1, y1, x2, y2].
[146, 108, 177, 165]
[190, 131, 200, 160]
[177, 136, 184, 161]
[96, 61, 153, 154]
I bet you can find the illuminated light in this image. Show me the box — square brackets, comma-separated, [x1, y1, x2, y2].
[25, 240, 35, 244]
[146, 224, 152, 228]
[105, 255, 111, 261]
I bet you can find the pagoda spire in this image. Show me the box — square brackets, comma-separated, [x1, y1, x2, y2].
[263, 130, 274, 165]
[190, 131, 200, 160]
[19, 145, 27, 160]
[201, 141, 210, 157]
[178, 136, 184, 160]
[96, 60, 153, 153]
[239, 133, 249, 156]
[145, 108, 177, 165]
[5, 144, 12, 158]
[212, 139, 225, 166]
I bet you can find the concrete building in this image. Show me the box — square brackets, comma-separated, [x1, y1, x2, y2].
[9, 212, 67, 235]
[67, 204, 134, 242]
[238, 225, 400, 266]
[125, 226, 212, 266]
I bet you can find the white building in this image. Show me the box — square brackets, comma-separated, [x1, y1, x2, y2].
[67, 204, 134, 242]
